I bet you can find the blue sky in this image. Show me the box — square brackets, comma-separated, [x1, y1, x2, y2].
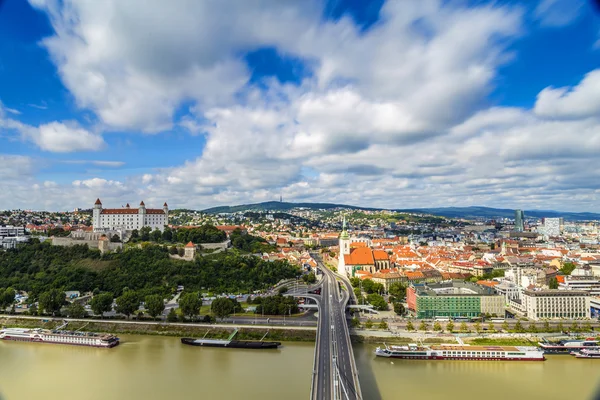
[1, 0, 600, 211]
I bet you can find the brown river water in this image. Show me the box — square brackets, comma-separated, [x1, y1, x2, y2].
[0, 335, 598, 400]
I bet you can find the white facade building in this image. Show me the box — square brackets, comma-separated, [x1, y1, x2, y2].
[0, 225, 25, 238]
[521, 290, 590, 320]
[544, 218, 562, 237]
[92, 199, 168, 232]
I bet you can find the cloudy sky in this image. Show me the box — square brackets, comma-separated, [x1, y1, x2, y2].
[1, 0, 600, 212]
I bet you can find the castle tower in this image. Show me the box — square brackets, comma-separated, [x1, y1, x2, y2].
[138, 200, 146, 227]
[93, 198, 102, 232]
[163, 202, 169, 225]
[338, 216, 351, 276]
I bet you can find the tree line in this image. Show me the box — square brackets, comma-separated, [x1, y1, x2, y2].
[0, 241, 300, 302]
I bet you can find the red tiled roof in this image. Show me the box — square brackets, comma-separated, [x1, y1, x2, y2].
[95, 198, 102, 205]
[373, 250, 389, 261]
[344, 247, 375, 265]
[185, 241, 194, 248]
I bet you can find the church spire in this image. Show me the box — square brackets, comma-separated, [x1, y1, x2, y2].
[340, 215, 349, 240]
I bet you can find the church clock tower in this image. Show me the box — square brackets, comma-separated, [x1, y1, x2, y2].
[338, 216, 351, 276]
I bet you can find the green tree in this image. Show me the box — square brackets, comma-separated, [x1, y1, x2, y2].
[350, 317, 361, 328]
[446, 321, 454, 332]
[130, 229, 139, 241]
[475, 322, 482, 333]
[167, 308, 178, 322]
[145, 295, 165, 320]
[502, 321, 509, 332]
[169, 246, 178, 255]
[350, 277, 360, 288]
[0, 287, 15, 310]
[90, 293, 113, 317]
[584, 322, 592, 332]
[460, 322, 468, 333]
[378, 321, 388, 330]
[115, 290, 140, 319]
[528, 323, 538, 333]
[557, 321, 565, 333]
[365, 319, 374, 329]
[303, 272, 316, 284]
[560, 262, 577, 276]
[543, 320, 551, 332]
[393, 302, 405, 316]
[419, 321, 428, 331]
[67, 302, 86, 318]
[548, 277, 559, 289]
[406, 321, 415, 331]
[488, 322, 495, 332]
[179, 292, 202, 320]
[361, 279, 376, 294]
[110, 234, 121, 243]
[28, 303, 38, 316]
[210, 297, 235, 321]
[514, 321, 525, 333]
[388, 282, 406, 299]
[570, 321, 580, 332]
[150, 229, 162, 243]
[366, 293, 388, 311]
[162, 227, 173, 242]
[433, 321, 442, 331]
[39, 289, 65, 316]
[140, 226, 151, 241]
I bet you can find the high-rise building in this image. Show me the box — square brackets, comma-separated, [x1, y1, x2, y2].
[514, 209, 524, 232]
[543, 217, 562, 237]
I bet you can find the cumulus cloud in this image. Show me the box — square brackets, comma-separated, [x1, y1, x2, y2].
[7, 1, 600, 212]
[534, 69, 600, 119]
[26, 122, 105, 152]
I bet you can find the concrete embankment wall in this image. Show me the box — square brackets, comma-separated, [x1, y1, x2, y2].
[0, 316, 316, 342]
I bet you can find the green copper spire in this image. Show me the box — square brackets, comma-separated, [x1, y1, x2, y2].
[340, 216, 349, 240]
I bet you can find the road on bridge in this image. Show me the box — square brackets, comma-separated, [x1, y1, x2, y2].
[309, 253, 362, 400]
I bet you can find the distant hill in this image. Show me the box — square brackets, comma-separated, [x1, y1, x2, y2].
[202, 201, 377, 214]
[202, 202, 600, 221]
[397, 206, 600, 221]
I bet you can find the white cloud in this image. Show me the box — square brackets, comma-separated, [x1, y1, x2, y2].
[534, 0, 585, 27]
[7, 1, 600, 212]
[27, 121, 105, 152]
[534, 69, 600, 119]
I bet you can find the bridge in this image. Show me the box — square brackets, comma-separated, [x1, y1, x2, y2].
[289, 254, 362, 400]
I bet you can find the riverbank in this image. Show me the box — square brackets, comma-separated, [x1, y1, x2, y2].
[0, 315, 316, 342]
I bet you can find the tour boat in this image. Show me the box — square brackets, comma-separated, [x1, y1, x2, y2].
[538, 338, 599, 354]
[570, 348, 600, 359]
[375, 343, 545, 361]
[0, 327, 119, 348]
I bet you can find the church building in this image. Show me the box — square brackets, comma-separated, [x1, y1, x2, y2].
[92, 199, 169, 232]
[338, 217, 390, 277]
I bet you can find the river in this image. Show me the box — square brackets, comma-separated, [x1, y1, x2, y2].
[0, 335, 598, 400]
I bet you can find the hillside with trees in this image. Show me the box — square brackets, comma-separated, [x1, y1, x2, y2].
[0, 242, 299, 301]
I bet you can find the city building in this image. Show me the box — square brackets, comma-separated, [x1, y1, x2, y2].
[543, 218, 563, 237]
[557, 267, 600, 296]
[407, 281, 505, 319]
[92, 199, 168, 232]
[0, 225, 25, 238]
[514, 210, 524, 232]
[514, 289, 590, 320]
[338, 218, 390, 276]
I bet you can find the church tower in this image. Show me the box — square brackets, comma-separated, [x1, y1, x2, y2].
[163, 202, 169, 225]
[338, 216, 351, 276]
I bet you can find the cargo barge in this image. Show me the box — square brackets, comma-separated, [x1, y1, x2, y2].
[181, 329, 280, 349]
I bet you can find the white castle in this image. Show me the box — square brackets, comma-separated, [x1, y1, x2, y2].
[92, 199, 169, 232]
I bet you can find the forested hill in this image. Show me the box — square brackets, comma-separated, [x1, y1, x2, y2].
[202, 201, 380, 214]
[0, 242, 299, 299]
